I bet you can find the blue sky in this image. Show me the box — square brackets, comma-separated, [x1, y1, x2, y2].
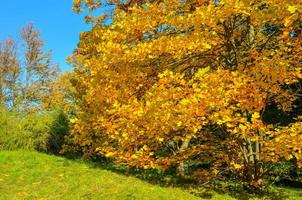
[0, 1, 99, 72]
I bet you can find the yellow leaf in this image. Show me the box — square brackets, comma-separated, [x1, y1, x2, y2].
[234, 163, 242, 169]
[252, 112, 260, 120]
[287, 5, 298, 14]
[284, 18, 291, 27]
[239, 124, 247, 131]
[226, 123, 234, 128]
[69, 118, 78, 124]
[231, 161, 242, 170]
[177, 121, 183, 127]
[194, 67, 210, 78]
[217, 120, 224, 125]
[105, 152, 114, 157]
[131, 154, 138, 159]
[203, 43, 212, 49]
[286, 154, 293, 160]
[284, 15, 295, 27]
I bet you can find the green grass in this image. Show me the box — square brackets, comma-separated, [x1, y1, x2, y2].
[272, 187, 302, 200]
[0, 151, 301, 200]
[0, 151, 229, 200]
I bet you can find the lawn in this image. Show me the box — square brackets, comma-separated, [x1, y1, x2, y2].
[0, 151, 301, 200]
[0, 151, 228, 200]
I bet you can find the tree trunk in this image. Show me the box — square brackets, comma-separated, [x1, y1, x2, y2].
[243, 137, 264, 190]
[176, 138, 190, 177]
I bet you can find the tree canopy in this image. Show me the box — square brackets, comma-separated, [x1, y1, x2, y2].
[17, 0, 302, 188]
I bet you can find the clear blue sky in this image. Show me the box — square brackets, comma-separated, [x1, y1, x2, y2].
[0, 0, 98, 72]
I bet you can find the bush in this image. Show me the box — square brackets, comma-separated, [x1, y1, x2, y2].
[0, 107, 69, 153]
[269, 160, 302, 187]
[47, 111, 70, 154]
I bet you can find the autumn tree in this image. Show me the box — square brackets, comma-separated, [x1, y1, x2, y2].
[66, 0, 302, 188]
[0, 24, 59, 112]
[21, 23, 59, 111]
[0, 24, 69, 155]
[0, 38, 21, 109]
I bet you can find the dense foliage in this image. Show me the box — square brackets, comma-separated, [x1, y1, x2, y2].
[0, 24, 68, 154]
[65, 0, 302, 188]
[1, 0, 302, 191]
[0, 106, 68, 153]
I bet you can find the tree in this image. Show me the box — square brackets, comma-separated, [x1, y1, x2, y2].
[0, 24, 67, 155]
[0, 38, 21, 109]
[20, 23, 59, 111]
[0, 24, 59, 112]
[66, 0, 302, 188]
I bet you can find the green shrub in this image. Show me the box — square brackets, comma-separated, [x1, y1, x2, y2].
[0, 107, 69, 153]
[47, 111, 70, 154]
[269, 160, 302, 186]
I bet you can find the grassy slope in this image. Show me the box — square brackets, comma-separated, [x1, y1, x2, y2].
[0, 151, 301, 200]
[0, 151, 233, 200]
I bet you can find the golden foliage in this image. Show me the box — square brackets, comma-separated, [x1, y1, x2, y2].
[67, 0, 302, 186]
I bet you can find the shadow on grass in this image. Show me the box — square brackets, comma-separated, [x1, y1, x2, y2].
[203, 182, 288, 200]
[62, 155, 301, 199]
